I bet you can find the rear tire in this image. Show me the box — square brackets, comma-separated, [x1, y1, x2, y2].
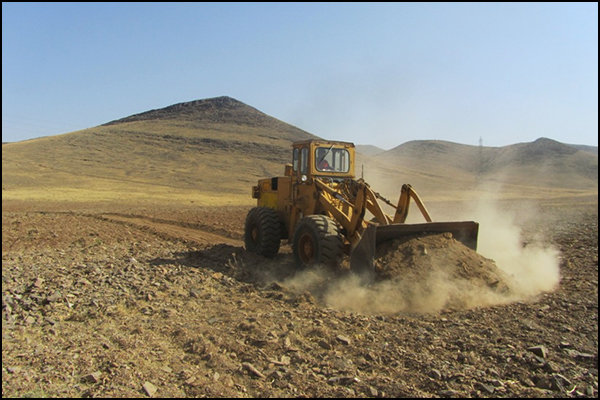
[244, 207, 281, 258]
[292, 215, 343, 269]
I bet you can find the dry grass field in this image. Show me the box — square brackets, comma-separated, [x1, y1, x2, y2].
[2, 97, 598, 397]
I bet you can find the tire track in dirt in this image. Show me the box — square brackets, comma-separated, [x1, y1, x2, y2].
[99, 213, 243, 247]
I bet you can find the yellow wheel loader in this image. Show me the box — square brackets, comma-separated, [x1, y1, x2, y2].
[244, 139, 479, 273]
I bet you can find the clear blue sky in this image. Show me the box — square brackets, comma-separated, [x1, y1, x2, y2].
[2, 2, 598, 149]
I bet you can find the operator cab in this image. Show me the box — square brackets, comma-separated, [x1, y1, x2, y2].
[288, 140, 355, 181]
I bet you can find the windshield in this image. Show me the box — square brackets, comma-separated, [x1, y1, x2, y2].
[315, 146, 350, 173]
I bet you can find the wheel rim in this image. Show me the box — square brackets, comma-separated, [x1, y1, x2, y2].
[251, 226, 259, 243]
[297, 232, 316, 264]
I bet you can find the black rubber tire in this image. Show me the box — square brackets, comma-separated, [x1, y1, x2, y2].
[292, 215, 344, 269]
[244, 207, 281, 258]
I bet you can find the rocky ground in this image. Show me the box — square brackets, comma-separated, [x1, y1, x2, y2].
[2, 200, 598, 398]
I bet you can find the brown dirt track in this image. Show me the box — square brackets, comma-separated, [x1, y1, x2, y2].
[2, 200, 598, 398]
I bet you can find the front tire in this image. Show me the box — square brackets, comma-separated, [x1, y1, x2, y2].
[244, 207, 281, 258]
[292, 215, 343, 269]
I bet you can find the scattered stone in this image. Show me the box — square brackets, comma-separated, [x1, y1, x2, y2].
[367, 386, 378, 397]
[489, 379, 504, 387]
[336, 335, 351, 345]
[46, 291, 62, 302]
[428, 369, 442, 380]
[532, 374, 553, 390]
[574, 352, 595, 360]
[6, 366, 21, 374]
[543, 361, 560, 373]
[475, 382, 495, 394]
[438, 389, 460, 397]
[327, 375, 359, 385]
[82, 371, 102, 383]
[242, 362, 265, 379]
[520, 319, 543, 331]
[551, 373, 571, 390]
[184, 376, 196, 385]
[77, 278, 92, 286]
[267, 355, 291, 366]
[279, 355, 291, 366]
[564, 349, 595, 360]
[142, 381, 157, 397]
[527, 345, 548, 359]
[160, 365, 172, 374]
[520, 377, 536, 387]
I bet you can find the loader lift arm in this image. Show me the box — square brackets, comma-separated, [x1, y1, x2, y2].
[373, 183, 433, 224]
[314, 179, 438, 250]
[315, 178, 478, 275]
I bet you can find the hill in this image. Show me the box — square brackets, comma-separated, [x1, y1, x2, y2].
[355, 144, 386, 157]
[567, 143, 598, 156]
[366, 137, 597, 203]
[2, 96, 597, 206]
[2, 96, 317, 204]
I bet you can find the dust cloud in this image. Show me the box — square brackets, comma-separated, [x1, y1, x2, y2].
[276, 187, 561, 315]
[463, 199, 561, 298]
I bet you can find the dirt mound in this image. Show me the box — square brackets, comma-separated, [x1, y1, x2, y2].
[366, 233, 512, 312]
[374, 233, 507, 287]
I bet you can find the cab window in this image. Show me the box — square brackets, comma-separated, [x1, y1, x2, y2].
[292, 148, 299, 172]
[300, 147, 308, 174]
[315, 147, 349, 173]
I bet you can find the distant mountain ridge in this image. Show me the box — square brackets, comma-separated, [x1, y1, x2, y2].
[105, 96, 277, 127]
[373, 137, 597, 191]
[355, 144, 386, 157]
[567, 143, 598, 156]
[2, 96, 597, 204]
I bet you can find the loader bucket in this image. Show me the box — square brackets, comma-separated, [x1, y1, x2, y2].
[350, 221, 479, 274]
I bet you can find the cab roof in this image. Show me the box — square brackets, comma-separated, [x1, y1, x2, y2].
[292, 139, 355, 147]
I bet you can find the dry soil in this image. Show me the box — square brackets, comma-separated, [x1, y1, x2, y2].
[2, 200, 598, 398]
